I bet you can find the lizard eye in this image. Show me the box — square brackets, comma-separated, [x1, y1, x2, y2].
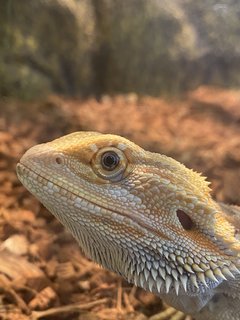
[101, 151, 120, 171]
[92, 147, 128, 181]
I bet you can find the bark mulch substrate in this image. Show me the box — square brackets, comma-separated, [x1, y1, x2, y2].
[0, 86, 239, 320]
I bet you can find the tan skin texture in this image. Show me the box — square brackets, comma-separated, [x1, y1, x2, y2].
[16, 132, 240, 320]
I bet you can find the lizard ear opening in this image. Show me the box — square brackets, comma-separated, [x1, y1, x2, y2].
[177, 209, 193, 230]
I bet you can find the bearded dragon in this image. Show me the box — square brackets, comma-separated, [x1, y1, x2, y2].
[16, 132, 240, 320]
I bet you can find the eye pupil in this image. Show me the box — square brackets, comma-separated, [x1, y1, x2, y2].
[102, 152, 120, 170]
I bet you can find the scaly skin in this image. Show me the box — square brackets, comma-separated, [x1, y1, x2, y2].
[16, 132, 240, 320]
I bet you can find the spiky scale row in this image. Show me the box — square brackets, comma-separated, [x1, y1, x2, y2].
[129, 252, 239, 298]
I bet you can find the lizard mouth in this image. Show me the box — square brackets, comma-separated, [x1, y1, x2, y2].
[16, 162, 171, 242]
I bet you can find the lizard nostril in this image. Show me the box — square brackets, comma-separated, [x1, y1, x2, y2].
[176, 209, 194, 230]
[55, 156, 63, 165]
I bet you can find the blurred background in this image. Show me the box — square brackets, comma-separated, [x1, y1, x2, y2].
[0, 1, 240, 319]
[1, 0, 240, 98]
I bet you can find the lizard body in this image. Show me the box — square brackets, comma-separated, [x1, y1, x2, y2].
[16, 132, 240, 319]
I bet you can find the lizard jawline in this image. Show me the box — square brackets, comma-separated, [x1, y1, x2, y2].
[17, 162, 171, 242]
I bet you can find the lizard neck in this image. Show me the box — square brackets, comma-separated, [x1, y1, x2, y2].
[64, 213, 222, 301]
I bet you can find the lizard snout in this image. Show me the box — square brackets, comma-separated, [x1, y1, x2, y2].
[16, 142, 65, 182]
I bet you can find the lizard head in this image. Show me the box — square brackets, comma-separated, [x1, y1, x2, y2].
[17, 131, 240, 303]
